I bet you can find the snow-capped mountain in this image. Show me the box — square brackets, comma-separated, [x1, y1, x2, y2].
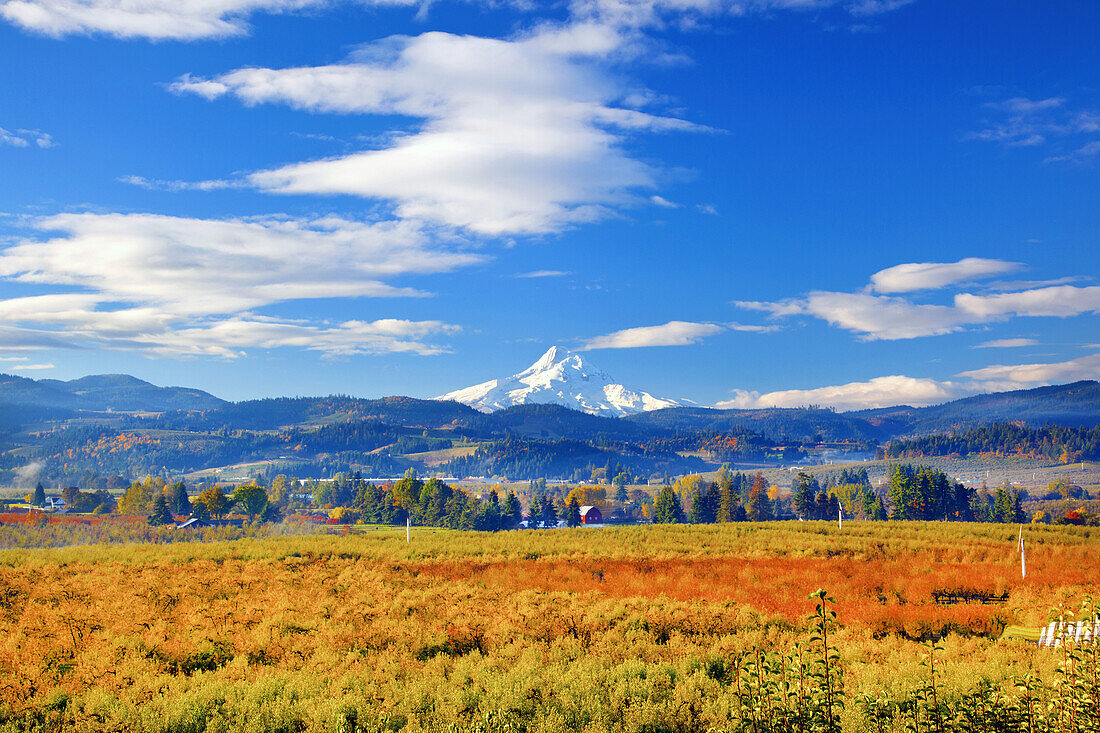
[437, 346, 679, 417]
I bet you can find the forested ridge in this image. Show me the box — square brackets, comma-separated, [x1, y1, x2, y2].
[883, 423, 1100, 462]
[1, 380, 1098, 484]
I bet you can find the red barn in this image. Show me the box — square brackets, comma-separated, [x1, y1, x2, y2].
[579, 505, 603, 524]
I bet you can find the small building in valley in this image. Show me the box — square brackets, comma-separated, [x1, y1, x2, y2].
[579, 505, 603, 524]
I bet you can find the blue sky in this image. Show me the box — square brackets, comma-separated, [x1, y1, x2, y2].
[0, 0, 1097, 409]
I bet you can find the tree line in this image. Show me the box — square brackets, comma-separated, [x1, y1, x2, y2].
[881, 423, 1100, 462]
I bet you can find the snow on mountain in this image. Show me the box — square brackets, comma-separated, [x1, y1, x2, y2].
[437, 346, 679, 417]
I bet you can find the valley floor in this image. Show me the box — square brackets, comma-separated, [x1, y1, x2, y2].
[1, 522, 1098, 732]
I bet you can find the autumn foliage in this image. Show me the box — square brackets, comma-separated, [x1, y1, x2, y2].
[0, 521, 1097, 731]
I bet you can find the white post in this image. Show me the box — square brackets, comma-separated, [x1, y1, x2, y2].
[838, 508, 842, 530]
[406, 516, 410, 543]
[1019, 525, 1026, 579]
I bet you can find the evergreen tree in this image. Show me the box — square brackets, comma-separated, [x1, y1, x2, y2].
[542, 496, 560, 527]
[689, 490, 709, 524]
[794, 472, 818, 519]
[887, 465, 914, 520]
[502, 491, 522, 529]
[871, 494, 888, 521]
[166, 481, 191, 515]
[861, 487, 878, 518]
[652, 486, 684, 524]
[471, 498, 501, 531]
[565, 496, 582, 527]
[994, 485, 1014, 523]
[716, 466, 735, 522]
[147, 494, 173, 526]
[33, 482, 46, 507]
[747, 479, 773, 522]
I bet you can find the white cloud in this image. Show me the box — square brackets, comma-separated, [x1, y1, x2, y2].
[0, 0, 419, 40]
[1046, 140, 1100, 164]
[0, 127, 53, 148]
[4, 362, 54, 370]
[717, 350, 1100, 411]
[869, 257, 1021, 293]
[970, 95, 1100, 155]
[727, 322, 780, 333]
[717, 375, 969, 411]
[982, 276, 1083, 291]
[171, 24, 708, 235]
[118, 174, 237, 192]
[583, 320, 724, 349]
[974, 338, 1038, 349]
[0, 213, 476, 357]
[954, 285, 1100, 319]
[987, 97, 1065, 114]
[955, 352, 1100, 387]
[738, 266, 1100, 341]
[566, 0, 914, 30]
[795, 291, 969, 340]
[0, 0, 920, 40]
[515, 270, 571, 278]
[136, 317, 460, 358]
[846, 0, 915, 15]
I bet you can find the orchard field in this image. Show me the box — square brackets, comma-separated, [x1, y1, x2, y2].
[1, 521, 1098, 732]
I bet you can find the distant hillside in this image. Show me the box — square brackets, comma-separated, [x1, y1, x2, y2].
[0, 373, 224, 413]
[883, 423, 1100, 461]
[627, 406, 886, 443]
[854, 381, 1100, 436]
[3, 372, 1099, 485]
[456, 403, 662, 441]
[152, 395, 480, 431]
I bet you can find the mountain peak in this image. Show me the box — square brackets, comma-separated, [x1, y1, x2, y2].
[523, 345, 571, 374]
[437, 346, 677, 417]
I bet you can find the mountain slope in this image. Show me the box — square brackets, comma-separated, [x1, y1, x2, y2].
[628, 405, 887, 443]
[0, 373, 224, 412]
[154, 395, 481, 431]
[853, 380, 1100, 436]
[437, 346, 679, 417]
[457, 403, 665, 441]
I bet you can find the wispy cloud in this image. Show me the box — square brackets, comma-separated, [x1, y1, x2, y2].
[956, 352, 1100, 387]
[718, 350, 1100, 411]
[0, 0, 424, 40]
[0, 213, 478, 357]
[0, 127, 54, 148]
[737, 260, 1100, 341]
[515, 270, 571, 278]
[1046, 140, 1100, 164]
[974, 338, 1038, 349]
[170, 23, 709, 236]
[583, 320, 724, 349]
[869, 257, 1021, 293]
[718, 374, 968, 411]
[0, 0, 922, 39]
[118, 174, 237, 192]
[968, 94, 1100, 159]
